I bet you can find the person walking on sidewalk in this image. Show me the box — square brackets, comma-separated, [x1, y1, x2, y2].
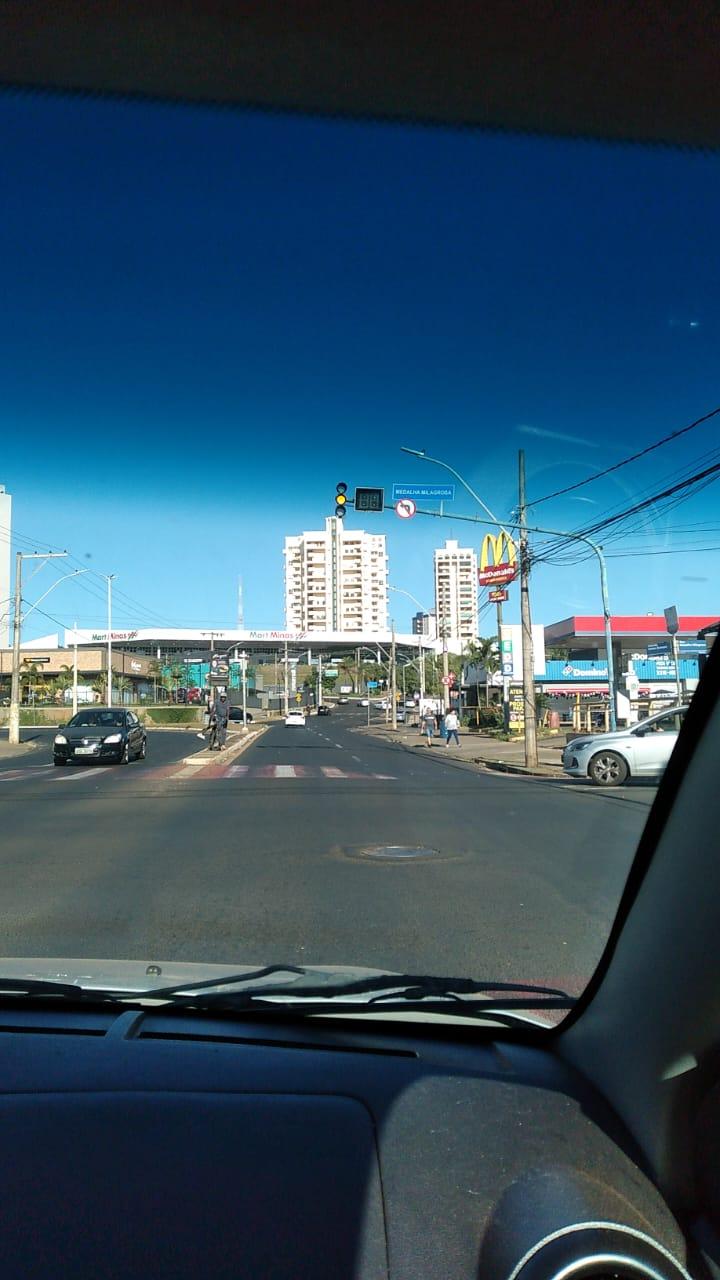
[423, 708, 436, 747]
[444, 707, 460, 747]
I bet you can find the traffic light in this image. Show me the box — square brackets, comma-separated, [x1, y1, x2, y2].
[335, 482, 348, 518]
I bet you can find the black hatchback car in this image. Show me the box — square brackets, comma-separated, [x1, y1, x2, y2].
[53, 708, 147, 766]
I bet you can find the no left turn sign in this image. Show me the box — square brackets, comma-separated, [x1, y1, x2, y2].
[395, 499, 417, 519]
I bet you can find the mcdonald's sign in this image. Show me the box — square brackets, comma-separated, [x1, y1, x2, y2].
[478, 531, 518, 587]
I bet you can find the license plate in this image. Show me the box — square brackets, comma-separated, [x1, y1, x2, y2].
[74, 746, 97, 755]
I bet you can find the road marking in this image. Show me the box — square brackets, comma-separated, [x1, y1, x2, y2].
[334, 743, 343, 749]
[53, 767, 112, 782]
[275, 764, 298, 778]
[222, 764, 249, 778]
[350, 755, 362, 763]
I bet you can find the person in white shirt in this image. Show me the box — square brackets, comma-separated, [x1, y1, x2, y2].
[444, 708, 460, 747]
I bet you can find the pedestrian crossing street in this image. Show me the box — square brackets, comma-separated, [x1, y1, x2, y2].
[0, 762, 397, 786]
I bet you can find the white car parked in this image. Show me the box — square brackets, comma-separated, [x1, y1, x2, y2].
[562, 705, 688, 786]
[285, 710, 306, 727]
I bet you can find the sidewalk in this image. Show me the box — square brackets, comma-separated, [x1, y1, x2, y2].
[357, 722, 565, 777]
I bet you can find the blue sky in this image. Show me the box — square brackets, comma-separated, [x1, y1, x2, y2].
[1, 89, 718, 640]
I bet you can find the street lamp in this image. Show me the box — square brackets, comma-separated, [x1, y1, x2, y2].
[388, 585, 430, 709]
[401, 445, 515, 733]
[8, 551, 69, 745]
[401, 447, 618, 734]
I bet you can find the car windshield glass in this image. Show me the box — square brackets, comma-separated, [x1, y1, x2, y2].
[70, 712, 124, 728]
[1, 88, 718, 1028]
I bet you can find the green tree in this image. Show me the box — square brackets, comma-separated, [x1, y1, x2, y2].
[463, 637, 499, 709]
[114, 675, 131, 703]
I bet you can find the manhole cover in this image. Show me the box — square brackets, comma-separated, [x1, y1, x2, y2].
[350, 845, 439, 862]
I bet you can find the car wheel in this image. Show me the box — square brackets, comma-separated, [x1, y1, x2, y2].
[588, 750, 628, 786]
[138, 737, 146, 760]
[53, 757, 66, 767]
[119, 741, 130, 765]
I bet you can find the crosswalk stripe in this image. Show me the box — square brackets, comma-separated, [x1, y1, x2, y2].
[53, 767, 112, 782]
[0, 762, 398, 785]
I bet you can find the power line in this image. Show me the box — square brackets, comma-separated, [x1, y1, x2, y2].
[528, 405, 720, 509]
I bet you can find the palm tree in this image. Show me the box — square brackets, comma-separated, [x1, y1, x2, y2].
[114, 675, 131, 704]
[463, 637, 499, 710]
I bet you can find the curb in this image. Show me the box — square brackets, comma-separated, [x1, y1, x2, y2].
[475, 759, 563, 778]
[356, 726, 564, 780]
[182, 724, 268, 766]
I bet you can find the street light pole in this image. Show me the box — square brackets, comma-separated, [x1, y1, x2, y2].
[401, 446, 512, 737]
[107, 574, 115, 707]
[8, 550, 69, 746]
[390, 620, 397, 730]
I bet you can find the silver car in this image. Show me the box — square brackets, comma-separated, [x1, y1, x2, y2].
[562, 705, 688, 786]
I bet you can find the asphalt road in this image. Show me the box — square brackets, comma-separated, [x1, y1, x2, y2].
[0, 711, 658, 997]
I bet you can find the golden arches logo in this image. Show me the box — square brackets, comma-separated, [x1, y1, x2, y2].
[480, 531, 516, 571]
[478, 532, 518, 586]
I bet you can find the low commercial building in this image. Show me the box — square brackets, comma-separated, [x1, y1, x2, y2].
[0, 647, 153, 703]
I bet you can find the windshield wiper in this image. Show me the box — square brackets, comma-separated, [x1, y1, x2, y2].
[0, 968, 576, 1025]
[110, 967, 576, 1020]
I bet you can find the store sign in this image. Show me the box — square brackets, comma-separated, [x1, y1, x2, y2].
[90, 630, 139, 643]
[488, 589, 509, 603]
[478, 532, 518, 587]
[508, 686, 525, 732]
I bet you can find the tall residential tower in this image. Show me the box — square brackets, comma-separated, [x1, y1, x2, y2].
[284, 517, 389, 634]
[434, 538, 478, 652]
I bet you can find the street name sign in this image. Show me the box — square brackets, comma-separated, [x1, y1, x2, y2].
[392, 483, 455, 501]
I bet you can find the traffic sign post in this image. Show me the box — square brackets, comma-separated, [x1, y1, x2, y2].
[664, 606, 682, 704]
[395, 499, 417, 519]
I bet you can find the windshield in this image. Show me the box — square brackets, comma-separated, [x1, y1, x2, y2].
[0, 90, 718, 1026]
[69, 712, 125, 728]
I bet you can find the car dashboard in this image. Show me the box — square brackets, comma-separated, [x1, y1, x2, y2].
[0, 1001, 696, 1280]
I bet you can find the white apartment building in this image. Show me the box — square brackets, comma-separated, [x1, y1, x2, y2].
[434, 539, 479, 652]
[284, 517, 389, 634]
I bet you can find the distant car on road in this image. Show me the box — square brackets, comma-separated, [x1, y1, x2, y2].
[317, 705, 331, 716]
[53, 708, 146, 766]
[562, 705, 688, 786]
[337, 697, 350, 705]
[285, 710, 306, 727]
[228, 707, 253, 723]
[360, 698, 369, 707]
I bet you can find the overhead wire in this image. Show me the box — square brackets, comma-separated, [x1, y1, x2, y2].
[527, 404, 720, 508]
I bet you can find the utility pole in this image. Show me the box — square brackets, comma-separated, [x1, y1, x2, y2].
[518, 450, 538, 768]
[283, 640, 289, 716]
[8, 550, 68, 745]
[9, 552, 22, 746]
[441, 618, 450, 713]
[390, 621, 397, 730]
[72, 619, 78, 717]
[317, 651, 323, 710]
[107, 574, 114, 706]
